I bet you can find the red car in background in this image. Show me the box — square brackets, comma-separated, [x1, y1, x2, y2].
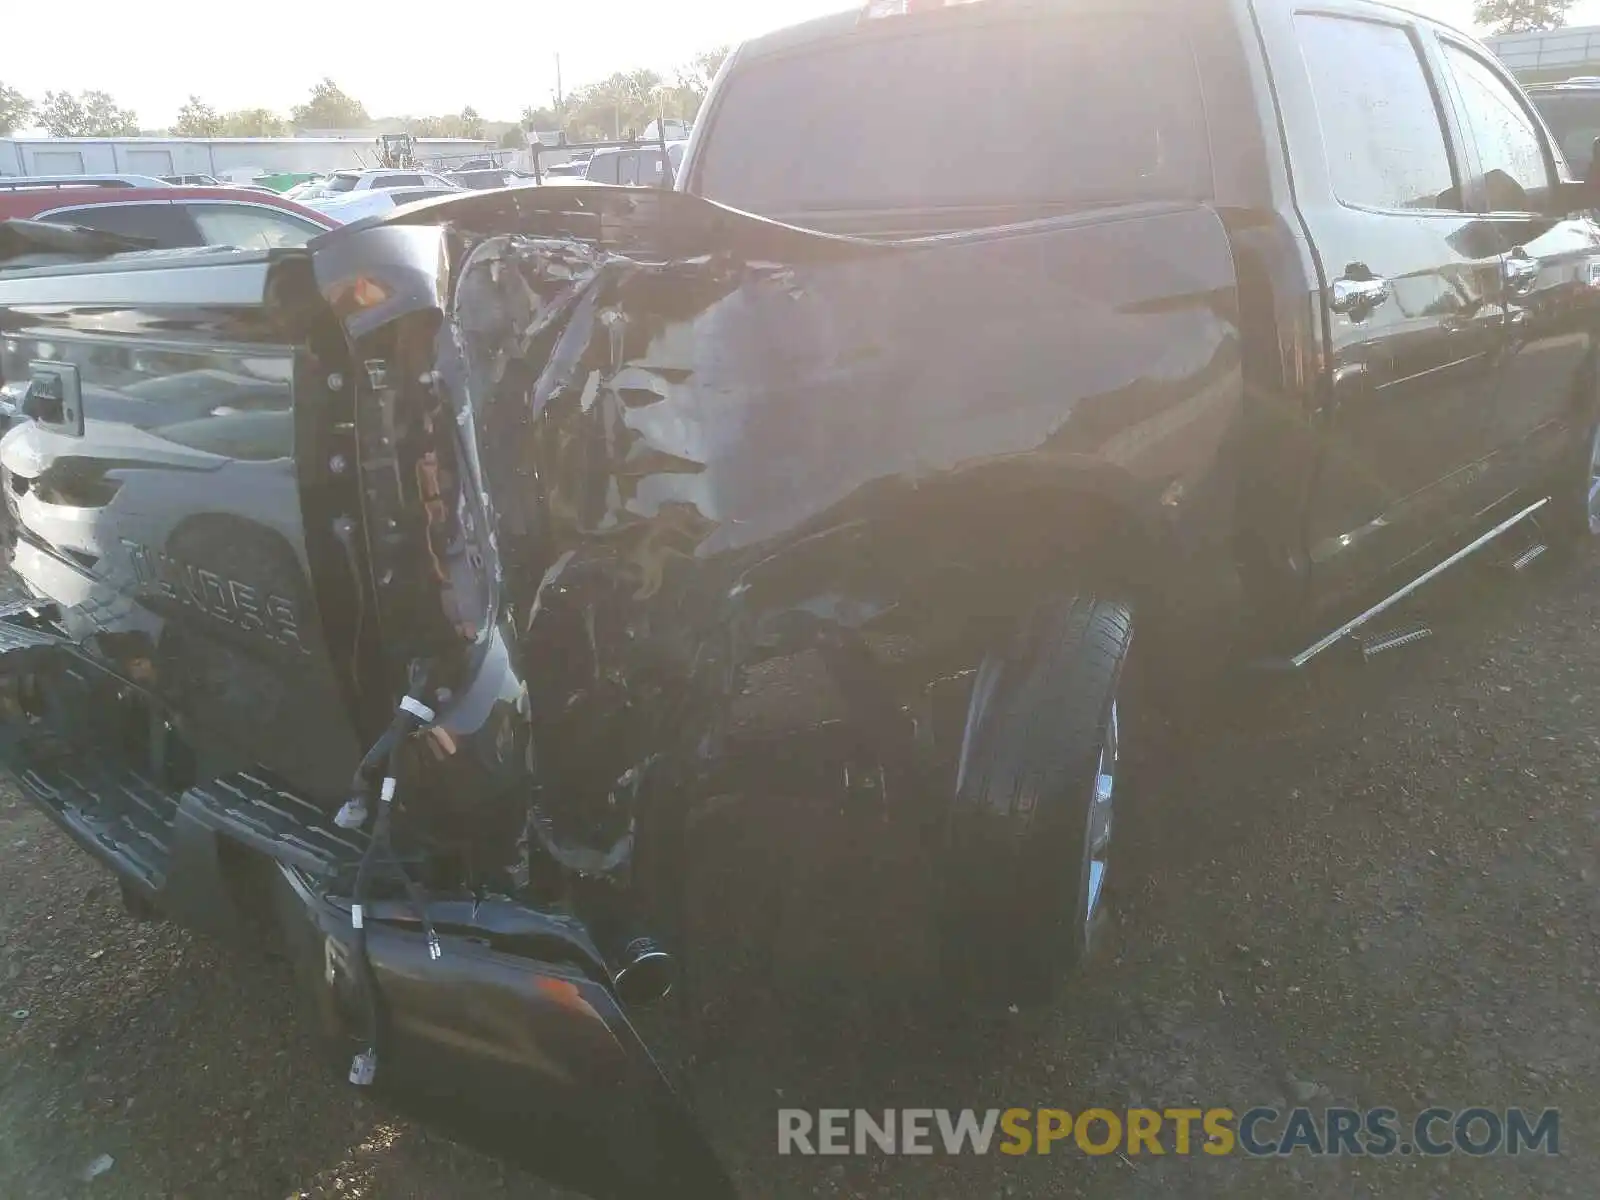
[0, 177, 335, 249]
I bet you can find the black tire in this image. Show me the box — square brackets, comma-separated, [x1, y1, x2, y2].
[1547, 393, 1600, 549]
[938, 596, 1133, 1005]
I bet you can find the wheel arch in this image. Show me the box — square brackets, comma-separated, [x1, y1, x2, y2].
[743, 458, 1183, 660]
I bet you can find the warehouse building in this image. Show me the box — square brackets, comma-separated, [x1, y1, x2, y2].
[0, 135, 499, 181]
[1486, 24, 1600, 83]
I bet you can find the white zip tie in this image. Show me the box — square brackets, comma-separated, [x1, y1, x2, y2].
[380, 777, 397, 803]
[399, 695, 436, 723]
[333, 798, 368, 830]
[351, 903, 364, 930]
[349, 1050, 377, 1086]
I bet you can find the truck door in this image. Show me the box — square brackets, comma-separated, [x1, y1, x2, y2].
[1270, 9, 1509, 608]
[1431, 36, 1600, 502]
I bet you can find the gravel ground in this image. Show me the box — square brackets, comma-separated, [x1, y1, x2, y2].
[1, 546, 1597, 1199]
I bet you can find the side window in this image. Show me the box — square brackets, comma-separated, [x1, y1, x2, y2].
[617, 155, 639, 186]
[1440, 43, 1554, 212]
[36, 203, 202, 248]
[376, 174, 423, 188]
[1297, 15, 1461, 211]
[587, 157, 618, 184]
[188, 203, 324, 249]
[1528, 93, 1600, 176]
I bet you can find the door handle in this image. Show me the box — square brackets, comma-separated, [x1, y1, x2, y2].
[1502, 251, 1540, 293]
[20, 376, 64, 424]
[5, 362, 84, 436]
[0, 377, 61, 422]
[1330, 275, 1391, 316]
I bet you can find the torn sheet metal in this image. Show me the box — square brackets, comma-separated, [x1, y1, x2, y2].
[315, 185, 1243, 870]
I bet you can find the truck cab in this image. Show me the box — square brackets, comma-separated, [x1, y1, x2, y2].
[681, 0, 1600, 631]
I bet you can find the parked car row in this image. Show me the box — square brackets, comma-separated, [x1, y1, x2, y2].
[307, 184, 466, 223]
[159, 174, 280, 195]
[0, 177, 333, 247]
[443, 167, 537, 190]
[0, 142, 696, 244]
[288, 168, 542, 224]
[0, 163, 545, 243]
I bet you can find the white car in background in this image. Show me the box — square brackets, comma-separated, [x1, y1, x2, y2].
[283, 178, 331, 202]
[322, 168, 458, 193]
[578, 142, 688, 186]
[443, 168, 540, 191]
[292, 168, 459, 206]
[309, 184, 463, 224]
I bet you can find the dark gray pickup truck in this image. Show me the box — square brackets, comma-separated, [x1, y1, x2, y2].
[1, 0, 1598, 1195]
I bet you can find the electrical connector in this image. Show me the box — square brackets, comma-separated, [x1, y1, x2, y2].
[348, 1049, 378, 1086]
[399, 695, 436, 723]
[334, 797, 369, 830]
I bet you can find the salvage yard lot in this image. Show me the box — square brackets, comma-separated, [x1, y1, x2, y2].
[2, 550, 1597, 1199]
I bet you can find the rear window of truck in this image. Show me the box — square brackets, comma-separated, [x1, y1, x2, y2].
[1527, 92, 1600, 175]
[694, 12, 1209, 215]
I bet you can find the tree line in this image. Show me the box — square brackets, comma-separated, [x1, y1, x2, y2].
[1475, 0, 1576, 35]
[519, 49, 730, 142]
[0, 49, 729, 143]
[0, 85, 139, 137]
[3, 2, 1596, 143]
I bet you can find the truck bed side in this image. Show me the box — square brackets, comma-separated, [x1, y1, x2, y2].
[342, 186, 1245, 679]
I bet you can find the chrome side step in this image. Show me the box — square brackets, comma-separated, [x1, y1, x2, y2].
[1290, 497, 1549, 668]
[1510, 543, 1548, 573]
[0, 599, 65, 658]
[1359, 624, 1432, 660]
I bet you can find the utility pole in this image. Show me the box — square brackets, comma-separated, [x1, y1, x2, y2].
[555, 53, 564, 108]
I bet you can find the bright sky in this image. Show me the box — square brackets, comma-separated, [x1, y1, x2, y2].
[7, 0, 1600, 129]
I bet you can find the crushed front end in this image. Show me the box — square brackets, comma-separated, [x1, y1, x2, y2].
[0, 198, 780, 1197]
[0, 176, 1225, 1194]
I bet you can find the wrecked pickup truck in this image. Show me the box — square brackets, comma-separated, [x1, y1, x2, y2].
[4, 0, 1600, 1194]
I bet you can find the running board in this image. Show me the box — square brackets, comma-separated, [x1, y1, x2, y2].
[1358, 623, 1432, 660]
[0, 599, 65, 657]
[1509, 543, 1548, 573]
[1290, 497, 1549, 668]
[7, 737, 178, 895]
[179, 771, 365, 880]
[0, 710, 361, 901]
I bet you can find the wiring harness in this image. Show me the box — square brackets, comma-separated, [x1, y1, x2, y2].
[337, 660, 445, 1088]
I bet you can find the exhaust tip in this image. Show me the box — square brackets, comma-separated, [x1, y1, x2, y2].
[613, 937, 675, 1006]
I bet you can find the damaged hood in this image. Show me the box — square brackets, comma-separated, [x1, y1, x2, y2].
[304, 178, 1239, 858]
[313, 183, 1233, 580]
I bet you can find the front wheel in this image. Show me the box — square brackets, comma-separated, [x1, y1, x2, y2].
[938, 596, 1133, 1005]
[1547, 403, 1600, 547]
